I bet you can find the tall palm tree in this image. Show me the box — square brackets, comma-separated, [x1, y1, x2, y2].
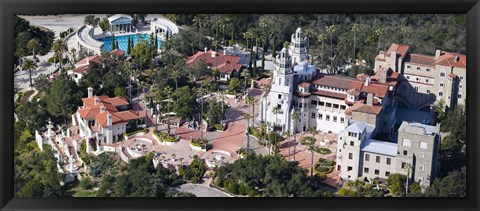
[285, 129, 292, 161]
[70, 48, 77, 64]
[197, 84, 207, 140]
[259, 122, 269, 148]
[244, 29, 254, 70]
[212, 40, 221, 51]
[243, 112, 251, 153]
[272, 106, 282, 128]
[246, 95, 257, 127]
[326, 25, 336, 67]
[291, 111, 300, 161]
[400, 26, 410, 44]
[375, 28, 384, 49]
[262, 83, 271, 94]
[53, 39, 68, 72]
[304, 29, 315, 60]
[241, 70, 251, 94]
[164, 86, 173, 135]
[351, 23, 360, 62]
[170, 68, 181, 102]
[27, 38, 40, 59]
[192, 14, 211, 29]
[317, 33, 327, 69]
[22, 58, 37, 88]
[302, 136, 316, 178]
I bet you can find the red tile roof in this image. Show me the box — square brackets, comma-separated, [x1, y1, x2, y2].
[298, 82, 311, 88]
[186, 50, 243, 74]
[346, 100, 382, 115]
[75, 55, 103, 67]
[78, 95, 139, 128]
[436, 52, 466, 68]
[371, 67, 399, 85]
[311, 73, 390, 99]
[73, 65, 89, 74]
[405, 54, 435, 67]
[110, 49, 125, 57]
[386, 43, 410, 57]
[311, 90, 347, 99]
[102, 97, 129, 107]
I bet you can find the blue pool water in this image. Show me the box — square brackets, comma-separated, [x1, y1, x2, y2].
[98, 34, 162, 53]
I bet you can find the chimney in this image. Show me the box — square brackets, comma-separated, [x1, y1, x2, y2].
[86, 58, 90, 65]
[94, 97, 100, 105]
[204, 47, 207, 53]
[223, 49, 227, 56]
[87, 87, 93, 98]
[366, 93, 374, 106]
[364, 77, 371, 86]
[454, 56, 460, 62]
[107, 112, 113, 127]
[435, 50, 441, 60]
[211, 51, 216, 58]
[379, 70, 387, 84]
[100, 106, 106, 113]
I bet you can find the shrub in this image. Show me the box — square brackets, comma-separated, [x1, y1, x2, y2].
[214, 124, 223, 131]
[250, 127, 260, 138]
[214, 177, 224, 187]
[80, 177, 93, 190]
[238, 184, 247, 195]
[315, 147, 332, 155]
[315, 173, 327, 181]
[191, 176, 199, 184]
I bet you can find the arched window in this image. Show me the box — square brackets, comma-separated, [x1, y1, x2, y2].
[440, 69, 446, 77]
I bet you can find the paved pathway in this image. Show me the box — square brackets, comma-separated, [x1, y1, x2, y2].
[176, 183, 232, 197]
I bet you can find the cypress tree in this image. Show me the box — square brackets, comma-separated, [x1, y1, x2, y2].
[272, 36, 277, 58]
[127, 36, 131, 54]
[116, 41, 119, 50]
[155, 32, 158, 51]
[111, 34, 115, 51]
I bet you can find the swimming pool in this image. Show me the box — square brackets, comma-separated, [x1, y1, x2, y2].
[98, 34, 162, 53]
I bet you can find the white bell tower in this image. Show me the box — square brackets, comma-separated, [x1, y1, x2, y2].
[289, 27, 308, 64]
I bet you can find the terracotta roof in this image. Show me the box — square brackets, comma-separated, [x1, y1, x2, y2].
[436, 52, 466, 68]
[95, 111, 128, 128]
[347, 89, 361, 96]
[386, 43, 410, 57]
[348, 100, 382, 115]
[102, 97, 129, 107]
[78, 107, 101, 120]
[405, 54, 435, 67]
[113, 110, 139, 122]
[110, 49, 125, 57]
[298, 82, 311, 88]
[356, 74, 369, 82]
[73, 65, 89, 74]
[257, 78, 271, 86]
[186, 50, 243, 74]
[312, 73, 390, 99]
[75, 55, 103, 68]
[81, 96, 110, 108]
[371, 67, 399, 85]
[311, 90, 347, 99]
[294, 92, 312, 98]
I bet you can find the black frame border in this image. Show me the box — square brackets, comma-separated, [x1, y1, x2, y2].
[1, 0, 479, 210]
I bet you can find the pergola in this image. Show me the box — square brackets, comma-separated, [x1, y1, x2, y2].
[108, 14, 134, 33]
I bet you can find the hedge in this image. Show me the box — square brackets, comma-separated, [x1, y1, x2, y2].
[153, 130, 178, 142]
[214, 124, 223, 131]
[315, 147, 332, 155]
[249, 127, 260, 139]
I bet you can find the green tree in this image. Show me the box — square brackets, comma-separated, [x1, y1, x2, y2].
[386, 173, 407, 196]
[114, 86, 127, 99]
[45, 73, 82, 125]
[173, 86, 198, 120]
[131, 40, 151, 70]
[27, 38, 40, 59]
[228, 77, 242, 92]
[53, 39, 68, 72]
[99, 17, 110, 33]
[21, 58, 38, 87]
[33, 73, 51, 93]
[425, 167, 466, 197]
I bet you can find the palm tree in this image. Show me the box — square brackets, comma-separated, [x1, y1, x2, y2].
[259, 122, 269, 148]
[53, 39, 68, 72]
[262, 83, 271, 94]
[304, 29, 315, 59]
[241, 70, 251, 94]
[139, 81, 148, 101]
[170, 68, 181, 102]
[197, 84, 207, 140]
[219, 16, 231, 46]
[192, 14, 211, 29]
[70, 48, 77, 64]
[212, 40, 221, 51]
[291, 111, 300, 161]
[22, 58, 37, 88]
[246, 95, 257, 127]
[351, 23, 360, 62]
[317, 33, 327, 69]
[307, 125, 318, 178]
[27, 38, 40, 59]
[244, 29, 254, 69]
[375, 27, 384, 49]
[326, 25, 336, 67]
[243, 112, 251, 153]
[164, 86, 173, 135]
[272, 106, 282, 128]
[302, 136, 316, 178]
[285, 129, 292, 161]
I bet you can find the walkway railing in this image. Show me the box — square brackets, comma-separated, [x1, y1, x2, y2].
[76, 25, 103, 53]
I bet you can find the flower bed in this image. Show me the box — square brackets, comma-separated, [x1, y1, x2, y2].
[314, 158, 335, 175]
[153, 131, 179, 146]
[190, 138, 212, 151]
[314, 147, 332, 155]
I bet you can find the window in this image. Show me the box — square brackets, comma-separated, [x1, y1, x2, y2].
[458, 93, 462, 99]
[402, 139, 411, 147]
[333, 116, 337, 122]
[416, 77, 420, 81]
[416, 67, 421, 70]
[387, 158, 391, 165]
[349, 153, 353, 159]
[376, 156, 380, 163]
[365, 154, 370, 161]
[385, 171, 390, 176]
[460, 76, 464, 80]
[419, 164, 425, 172]
[401, 162, 407, 169]
[318, 113, 323, 120]
[439, 91, 443, 96]
[418, 177, 424, 185]
[347, 166, 353, 171]
[440, 82, 444, 87]
[406, 76, 410, 79]
[326, 115, 330, 121]
[427, 89, 430, 94]
[420, 141, 428, 149]
[459, 84, 463, 89]
[415, 86, 419, 91]
[407, 65, 411, 69]
[350, 141, 354, 146]
[426, 79, 429, 83]
[440, 69, 446, 77]
[340, 105, 346, 110]
[374, 169, 380, 175]
[340, 117, 345, 123]
[311, 100, 318, 105]
[426, 68, 430, 72]
[278, 94, 282, 99]
[403, 150, 408, 155]
[364, 168, 369, 173]
[319, 101, 325, 106]
[311, 112, 316, 119]
[333, 104, 339, 109]
[326, 103, 332, 107]
[348, 132, 357, 138]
